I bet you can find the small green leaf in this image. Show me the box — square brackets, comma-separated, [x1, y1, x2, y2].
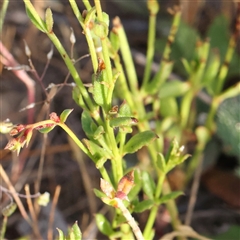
[160, 97, 178, 118]
[134, 199, 154, 213]
[84, 7, 96, 25]
[95, 214, 114, 236]
[156, 153, 166, 173]
[37, 125, 55, 133]
[203, 52, 221, 96]
[110, 117, 138, 128]
[123, 131, 157, 155]
[110, 31, 120, 52]
[81, 111, 97, 138]
[145, 61, 173, 94]
[96, 157, 108, 169]
[56, 228, 65, 240]
[2, 202, 17, 217]
[101, 197, 118, 207]
[93, 20, 109, 39]
[83, 139, 112, 162]
[60, 109, 73, 123]
[181, 58, 192, 74]
[147, 0, 159, 15]
[118, 101, 132, 117]
[69, 221, 82, 240]
[142, 171, 156, 199]
[158, 191, 184, 204]
[24, 1, 46, 32]
[102, 12, 110, 27]
[165, 139, 190, 172]
[158, 80, 190, 99]
[45, 7, 54, 33]
[72, 87, 87, 110]
[92, 75, 108, 106]
[195, 126, 210, 145]
[93, 126, 105, 140]
[93, 188, 106, 199]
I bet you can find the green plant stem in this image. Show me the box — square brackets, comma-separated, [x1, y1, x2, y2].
[113, 55, 135, 110]
[58, 123, 90, 156]
[69, 0, 98, 73]
[164, 180, 182, 232]
[99, 166, 111, 183]
[94, 0, 103, 21]
[205, 97, 219, 131]
[0, 216, 7, 240]
[143, 173, 165, 239]
[59, 122, 112, 182]
[137, 127, 183, 238]
[82, 0, 92, 10]
[193, 40, 210, 86]
[162, 9, 181, 60]
[215, 35, 236, 95]
[186, 144, 206, 182]
[180, 90, 194, 129]
[105, 119, 123, 183]
[205, 82, 240, 131]
[0, 0, 9, 33]
[115, 17, 139, 96]
[46, 32, 97, 113]
[142, 7, 158, 88]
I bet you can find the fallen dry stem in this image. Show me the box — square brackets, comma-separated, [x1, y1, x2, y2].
[48, 185, 61, 240]
[0, 164, 31, 224]
[25, 184, 42, 239]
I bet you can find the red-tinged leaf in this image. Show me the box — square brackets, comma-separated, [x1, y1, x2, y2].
[37, 125, 55, 133]
[25, 128, 33, 147]
[128, 169, 142, 201]
[117, 170, 135, 196]
[60, 109, 73, 123]
[9, 124, 26, 137]
[100, 178, 115, 199]
[49, 112, 60, 123]
[123, 131, 158, 155]
[115, 191, 128, 201]
[4, 138, 22, 156]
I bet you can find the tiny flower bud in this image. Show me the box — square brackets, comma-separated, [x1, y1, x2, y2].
[47, 45, 53, 60]
[23, 40, 31, 57]
[70, 27, 76, 44]
[100, 178, 115, 199]
[49, 112, 60, 123]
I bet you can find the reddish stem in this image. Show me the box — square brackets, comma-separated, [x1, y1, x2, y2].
[0, 41, 35, 123]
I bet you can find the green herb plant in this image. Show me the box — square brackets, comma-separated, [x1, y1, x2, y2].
[2, 0, 239, 239]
